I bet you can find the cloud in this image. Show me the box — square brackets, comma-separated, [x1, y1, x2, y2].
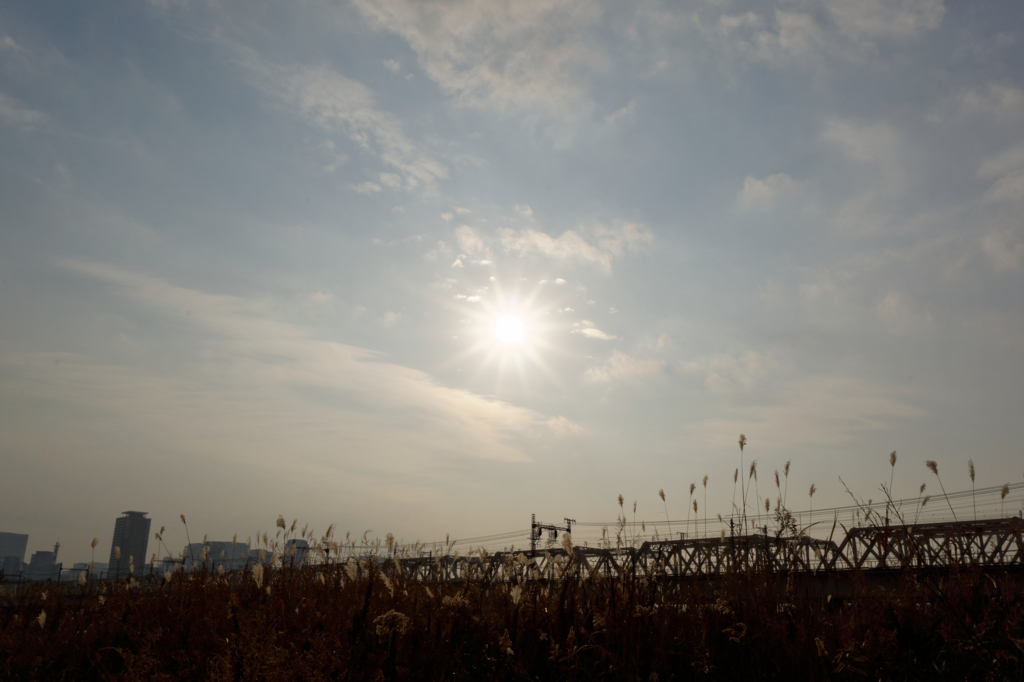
[574, 322, 616, 340]
[547, 416, 583, 436]
[353, 181, 382, 194]
[823, 119, 901, 170]
[981, 230, 1024, 271]
[876, 291, 932, 333]
[301, 291, 335, 305]
[500, 221, 653, 273]
[822, 0, 945, 41]
[0, 92, 48, 130]
[954, 83, 1024, 120]
[737, 173, 796, 208]
[753, 11, 823, 64]
[348, 0, 601, 121]
[379, 172, 402, 189]
[983, 173, 1024, 204]
[604, 99, 637, 126]
[0, 34, 25, 53]
[679, 351, 779, 392]
[978, 143, 1024, 179]
[586, 350, 664, 383]
[244, 57, 447, 194]
[26, 261, 566, 466]
[454, 225, 490, 259]
[688, 375, 927, 449]
[383, 58, 401, 73]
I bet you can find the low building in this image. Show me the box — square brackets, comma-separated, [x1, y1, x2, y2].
[25, 542, 61, 581]
[1, 555, 22, 579]
[184, 541, 250, 572]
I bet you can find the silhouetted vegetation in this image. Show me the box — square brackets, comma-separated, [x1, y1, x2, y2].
[2, 554, 1023, 681]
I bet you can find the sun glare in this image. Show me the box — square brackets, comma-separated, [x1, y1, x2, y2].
[494, 315, 524, 344]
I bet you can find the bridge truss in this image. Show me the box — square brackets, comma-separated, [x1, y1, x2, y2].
[390, 517, 1024, 584]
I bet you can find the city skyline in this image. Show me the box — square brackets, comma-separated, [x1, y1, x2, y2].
[2, 0, 1024, 566]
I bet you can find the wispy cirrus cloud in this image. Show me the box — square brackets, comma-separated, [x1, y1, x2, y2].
[0, 92, 48, 130]
[240, 52, 447, 194]
[500, 220, 653, 272]
[586, 350, 664, 383]
[348, 0, 602, 127]
[6, 261, 567, 467]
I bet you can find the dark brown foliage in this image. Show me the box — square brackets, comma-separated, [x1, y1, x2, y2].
[2, 561, 1023, 681]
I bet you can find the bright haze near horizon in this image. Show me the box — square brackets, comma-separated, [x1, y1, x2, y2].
[1, 0, 1023, 565]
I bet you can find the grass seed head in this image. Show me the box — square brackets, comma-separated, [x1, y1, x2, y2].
[703, 475, 708, 488]
[1002, 483, 1010, 500]
[809, 484, 816, 498]
[114, 547, 121, 560]
[734, 468, 738, 483]
[276, 515, 286, 530]
[693, 500, 698, 513]
[784, 460, 790, 477]
[180, 514, 186, 525]
[926, 460, 938, 476]
[775, 470, 780, 489]
[738, 434, 746, 452]
[969, 459, 975, 482]
[690, 482, 696, 496]
[659, 488, 665, 502]
[890, 451, 897, 467]
[91, 537, 98, 549]
[922, 495, 931, 507]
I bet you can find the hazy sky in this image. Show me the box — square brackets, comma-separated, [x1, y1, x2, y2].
[2, 0, 1023, 563]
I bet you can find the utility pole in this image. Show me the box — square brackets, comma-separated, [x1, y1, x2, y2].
[531, 515, 576, 552]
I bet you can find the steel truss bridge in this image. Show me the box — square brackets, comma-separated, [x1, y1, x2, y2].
[392, 517, 1024, 584]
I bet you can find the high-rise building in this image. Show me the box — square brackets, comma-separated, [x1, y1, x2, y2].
[108, 511, 151, 580]
[0, 532, 29, 564]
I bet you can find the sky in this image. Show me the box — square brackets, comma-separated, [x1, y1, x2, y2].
[1, 0, 1023, 564]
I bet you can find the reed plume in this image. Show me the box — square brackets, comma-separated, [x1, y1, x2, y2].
[926, 460, 959, 525]
[731, 468, 739, 517]
[658, 489, 671, 537]
[688, 483, 696, 538]
[703, 475, 709, 537]
[969, 459, 976, 520]
[738, 434, 747, 527]
[889, 450, 897, 495]
[1002, 483, 1010, 517]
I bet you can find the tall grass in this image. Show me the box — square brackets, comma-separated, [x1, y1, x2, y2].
[3, 538, 1022, 681]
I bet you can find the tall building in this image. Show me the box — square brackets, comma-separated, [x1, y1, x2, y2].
[0, 532, 29, 564]
[108, 511, 151, 580]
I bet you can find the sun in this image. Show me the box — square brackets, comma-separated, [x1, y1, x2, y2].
[438, 276, 568, 395]
[494, 315, 524, 344]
